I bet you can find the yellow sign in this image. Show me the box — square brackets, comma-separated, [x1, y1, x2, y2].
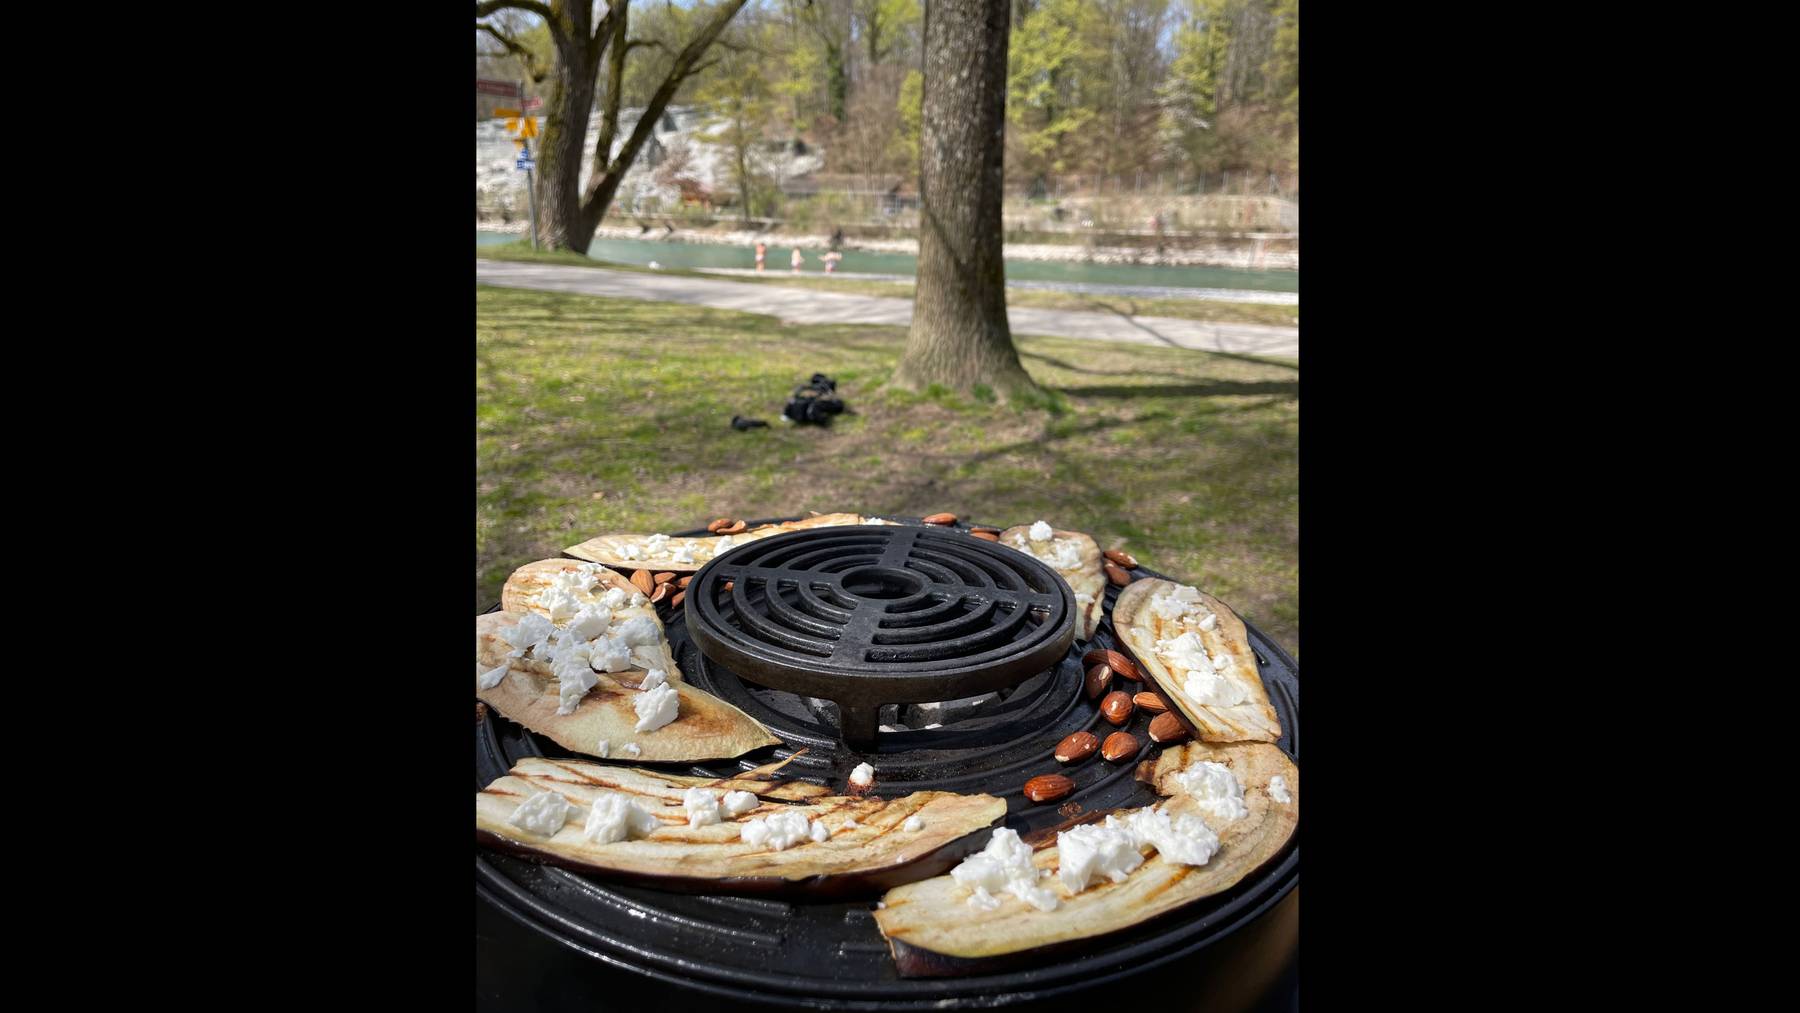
[493, 107, 521, 118]
[518, 116, 538, 139]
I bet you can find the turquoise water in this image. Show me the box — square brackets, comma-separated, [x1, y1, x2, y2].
[476, 231, 1299, 294]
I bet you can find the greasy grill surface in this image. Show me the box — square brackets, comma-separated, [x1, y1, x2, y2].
[476, 517, 1299, 1009]
[685, 526, 1076, 746]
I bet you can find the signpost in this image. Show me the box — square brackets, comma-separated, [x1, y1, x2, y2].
[489, 81, 540, 250]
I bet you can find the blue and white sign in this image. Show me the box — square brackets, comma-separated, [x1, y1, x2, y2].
[516, 148, 535, 171]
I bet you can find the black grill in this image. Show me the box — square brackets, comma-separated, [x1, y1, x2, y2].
[685, 526, 1076, 747]
[476, 516, 1299, 1008]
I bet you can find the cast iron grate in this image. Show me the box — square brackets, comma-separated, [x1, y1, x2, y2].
[684, 526, 1076, 747]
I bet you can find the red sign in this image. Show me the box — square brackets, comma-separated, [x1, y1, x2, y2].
[524, 97, 543, 112]
[476, 79, 522, 97]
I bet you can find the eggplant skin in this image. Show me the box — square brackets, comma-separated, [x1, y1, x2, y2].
[476, 757, 1006, 899]
[873, 741, 1297, 974]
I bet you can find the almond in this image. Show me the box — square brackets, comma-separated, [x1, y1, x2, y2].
[1133, 692, 1168, 714]
[970, 525, 1002, 535]
[922, 512, 958, 525]
[707, 517, 732, 533]
[719, 520, 746, 535]
[1084, 664, 1113, 701]
[1053, 731, 1099, 764]
[1100, 690, 1134, 726]
[724, 580, 735, 591]
[678, 575, 693, 588]
[1104, 562, 1133, 587]
[670, 590, 685, 609]
[1101, 731, 1139, 762]
[1082, 649, 1140, 681]
[649, 582, 670, 603]
[654, 571, 677, 585]
[1103, 548, 1139, 568]
[630, 569, 655, 595]
[1023, 774, 1075, 803]
[970, 530, 1000, 541]
[1148, 712, 1190, 744]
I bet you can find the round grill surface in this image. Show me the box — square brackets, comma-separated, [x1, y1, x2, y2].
[476, 517, 1299, 1009]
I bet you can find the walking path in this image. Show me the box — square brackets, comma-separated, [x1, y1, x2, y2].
[476, 259, 1300, 360]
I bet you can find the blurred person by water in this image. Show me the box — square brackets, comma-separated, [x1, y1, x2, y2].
[791, 248, 806, 273]
[822, 251, 842, 274]
[755, 241, 767, 273]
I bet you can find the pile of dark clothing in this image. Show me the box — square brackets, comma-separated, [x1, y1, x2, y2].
[733, 373, 847, 430]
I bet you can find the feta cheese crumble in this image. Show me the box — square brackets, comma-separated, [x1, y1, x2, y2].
[1116, 806, 1219, 866]
[615, 617, 660, 647]
[903, 815, 925, 832]
[950, 828, 1058, 911]
[565, 604, 611, 641]
[621, 743, 640, 757]
[506, 790, 573, 837]
[583, 791, 659, 844]
[1055, 822, 1145, 892]
[595, 740, 609, 758]
[591, 636, 632, 673]
[810, 821, 830, 843]
[1268, 775, 1292, 804]
[555, 665, 600, 715]
[683, 787, 723, 828]
[477, 663, 511, 690]
[738, 811, 817, 851]
[633, 681, 680, 732]
[1028, 520, 1055, 541]
[721, 791, 760, 816]
[1171, 760, 1249, 823]
[640, 669, 668, 691]
[600, 587, 630, 609]
[849, 763, 875, 787]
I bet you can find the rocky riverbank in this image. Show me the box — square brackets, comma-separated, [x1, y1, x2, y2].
[477, 220, 1299, 271]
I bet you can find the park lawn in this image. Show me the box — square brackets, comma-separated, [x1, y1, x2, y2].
[476, 241, 1298, 328]
[476, 284, 1299, 657]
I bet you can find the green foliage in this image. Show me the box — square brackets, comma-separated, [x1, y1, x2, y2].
[896, 68, 924, 165]
[1007, 0, 1100, 175]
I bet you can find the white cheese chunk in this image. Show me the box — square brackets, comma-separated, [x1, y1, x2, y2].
[950, 828, 1058, 911]
[1047, 538, 1082, 570]
[809, 820, 829, 843]
[615, 617, 661, 647]
[849, 763, 875, 787]
[1171, 760, 1249, 823]
[621, 743, 640, 757]
[633, 682, 680, 732]
[477, 663, 511, 690]
[555, 665, 600, 715]
[1198, 612, 1218, 631]
[591, 636, 632, 673]
[595, 740, 609, 758]
[537, 585, 584, 622]
[499, 614, 556, 655]
[629, 591, 649, 607]
[1056, 822, 1145, 892]
[683, 787, 723, 827]
[1116, 806, 1220, 866]
[721, 791, 760, 816]
[1268, 775, 1292, 804]
[672, 545, 696, 565]
[1028, 520, 1054, 541]
[1183, 669, 1249, 707]
[903, 815, 925, 833]
[506, 790, 573, 837]
[841, 818, 859, 830]
[645, 533, 671, 555]
[739, 810, 814, 851]
[565, 605, 611, 642]
[582, 791, 659, 844]
[640, 669, 668, 691]
[551, 568, 597, 595]
[600, 587, 630, 609]
[715, 535, 735, 552]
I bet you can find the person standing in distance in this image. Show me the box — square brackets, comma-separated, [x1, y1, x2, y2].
[791, 248, 805, 273]
[755, 241, 767, 273]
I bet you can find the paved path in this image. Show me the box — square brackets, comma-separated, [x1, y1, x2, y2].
[476, 260, 1300, 360]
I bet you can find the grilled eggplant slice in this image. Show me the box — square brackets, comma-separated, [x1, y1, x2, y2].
[873, 741, 1296, 975]
[1111, 579, 1281, 743]
[476, 611, 779, 761]
[501, 558, 681, 681]
[565, 512, 897, 573]
[998, 525, 1106, 641]
[476, 757, 1007, 898]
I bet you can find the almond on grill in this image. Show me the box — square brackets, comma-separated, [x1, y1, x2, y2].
[1100, 691, 1134, 726]
[970, 530, 1000, 541]
[1023, 774, 1075, 803]
[630, 569, 656, 595]
[718, 520, 747, 535]
[1133, 692, 1168, 714]
[1103, 548, 1139, 568]
[1082, 649, 1139, 681]
[670, 590, 685, 609]
[922, 512, 958, 525]
[706, 517, 732, 533]
[1054, 731, 1100, 764]
[1100, 731, 1139, 762]
[649, 582, 670, 603]
[1084, 664, 1113, 700]
[1148, 712, 1191, 744]
[678, 575, 693, 588]
[1104, 562, 1133, 587]
[654, 571, 677, 585]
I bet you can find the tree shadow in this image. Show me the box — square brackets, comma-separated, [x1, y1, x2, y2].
[1057, 380, 1298, 400]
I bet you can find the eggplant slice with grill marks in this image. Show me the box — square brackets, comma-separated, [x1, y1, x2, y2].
[564, 512, 898, 573]
[501, 559, 682, 681]
[873, 741, 1297, 976]
[476, 757, 1007, 898]
[998, 525, 1106, 641]
[1111, 578, 1282, 743]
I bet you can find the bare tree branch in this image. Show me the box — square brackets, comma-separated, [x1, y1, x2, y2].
[474, 0, 554, 21]
[476, 23, 551, 82]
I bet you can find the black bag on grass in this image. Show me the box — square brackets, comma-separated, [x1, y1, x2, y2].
[783, 373, 846, 426]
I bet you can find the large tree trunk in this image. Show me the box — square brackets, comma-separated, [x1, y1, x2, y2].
[535, 2, 598, 251]
[894, 0, 1037, 397]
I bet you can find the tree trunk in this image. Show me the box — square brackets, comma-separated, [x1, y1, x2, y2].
[894, 0, 1036, 397]
[535, 2, 598, 251]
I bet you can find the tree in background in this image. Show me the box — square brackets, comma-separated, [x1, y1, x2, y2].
[475, 0, 750, 251]
[696, 16, 781, 221]
[895, 0, 1037, 397]
[1006, 0, 1097, 185]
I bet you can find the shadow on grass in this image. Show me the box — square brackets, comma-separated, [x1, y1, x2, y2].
[1058, 380, 1298, 400]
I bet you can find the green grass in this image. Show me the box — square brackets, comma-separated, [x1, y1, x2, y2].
[476, 284, 1299, 657]
[477, 241, 1298, 327]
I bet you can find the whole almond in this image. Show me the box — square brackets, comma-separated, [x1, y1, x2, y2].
[1100, 691, 1134, 726]
[1101, 731, 1139, 762]
[654, 571, 677, 585]
[970, 530, 1000, 541]
[707, 517, 732, 533]
[724, 580, 735, 591]
[630, 569, 655, 595]
[678, 575, 693, 588]
[670, 590, 685, 609]
[1082, 649, 1140, 681]
[1023, 774, 1075, 803]
[1104, 562, 1133, 587]
[649, 582, 670, 603]
[1103, 548, 1139, 568]
[1053, 731, 1100, 764]
[1084, 664, 1113, 701]
[1148, 712, 1190, 744]
[922, 512, 958, 525]
[1133, 692, 1168, 714]
[719, 520, 746, 535]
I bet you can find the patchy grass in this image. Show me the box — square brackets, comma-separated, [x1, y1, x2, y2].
[477, 241, 1298, 327]
[476, 285, 1298, 656]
